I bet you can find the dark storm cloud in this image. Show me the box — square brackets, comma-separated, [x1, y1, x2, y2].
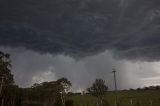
[1, 0, 160, 60]
[0, 47, 147, 90]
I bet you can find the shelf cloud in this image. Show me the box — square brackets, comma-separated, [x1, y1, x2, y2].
[0, 0, 160, 61]
[1, 0, 160, 90]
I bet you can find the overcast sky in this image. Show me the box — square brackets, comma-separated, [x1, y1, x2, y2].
[1, 0, 160, 91]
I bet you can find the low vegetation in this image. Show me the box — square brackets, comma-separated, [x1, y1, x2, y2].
[68, 90, 160, 106]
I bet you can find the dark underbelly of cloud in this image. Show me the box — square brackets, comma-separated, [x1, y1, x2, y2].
[0, 0, 160, 61]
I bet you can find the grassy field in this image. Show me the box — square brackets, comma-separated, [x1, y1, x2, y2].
[68, 90, 160, 106]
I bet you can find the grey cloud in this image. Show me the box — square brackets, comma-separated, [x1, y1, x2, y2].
[0, 47, 137, 90]
[2, 47, 160, 90]
[0, 0, 160, 61]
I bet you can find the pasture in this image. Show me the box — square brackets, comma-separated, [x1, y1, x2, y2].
[68, 90, 160, 106]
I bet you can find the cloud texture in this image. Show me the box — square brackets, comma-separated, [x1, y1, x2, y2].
[1, 47, 160, 91]
[1, 0, 160, 90]
[0, 0, 160, 60]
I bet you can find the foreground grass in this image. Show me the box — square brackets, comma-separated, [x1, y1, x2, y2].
[68, 90, 160, 106]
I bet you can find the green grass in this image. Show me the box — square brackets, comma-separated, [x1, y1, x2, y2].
[67, 90, 160, 106]
[68, 95, 98, 106]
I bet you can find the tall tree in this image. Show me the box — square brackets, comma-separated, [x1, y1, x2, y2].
[57, 77, 72, 93]
[57, 77, 72, 106]
[0, 51, 14, 85]
[0, 51, 14, 106]
[87, 79, 108, 105]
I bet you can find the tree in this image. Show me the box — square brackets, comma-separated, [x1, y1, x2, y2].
[57, 77, 72, 93]
[0, 51, 14, 106]
[28, 78, 72, 106]
[3, 85, 22, 106]
[87, 79, 108, 97]
[87, 79, 108, 105]
[0, 51, 14, 85]
[30, 81, 62, 106]
[57, 77, 72, 106]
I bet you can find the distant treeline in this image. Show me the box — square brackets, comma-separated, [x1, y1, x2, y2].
[124, 85, 160, 91]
